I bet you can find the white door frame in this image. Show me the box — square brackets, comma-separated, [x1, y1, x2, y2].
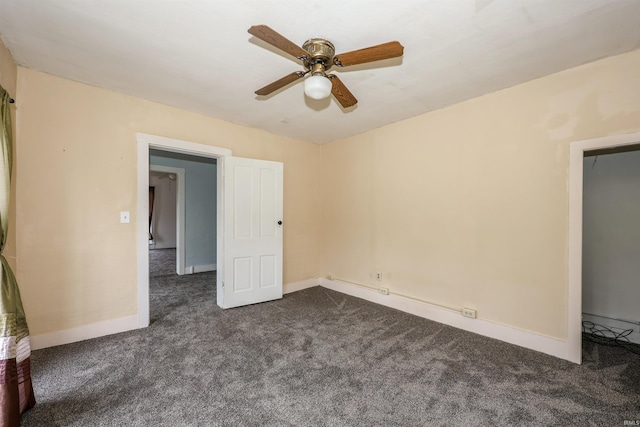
[568, 130, 640, 363]
[137, 133, 231, 328]
[149, 164, 186, 275]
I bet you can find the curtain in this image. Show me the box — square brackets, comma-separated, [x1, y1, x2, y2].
[0, 86, 35, 426]
[149, 186, 155, 240]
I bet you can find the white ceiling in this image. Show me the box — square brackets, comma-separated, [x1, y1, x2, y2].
[1, 1, 639, 144]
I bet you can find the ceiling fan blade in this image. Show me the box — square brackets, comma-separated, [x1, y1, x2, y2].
[334, 41, 404, 67]
[329, 75, 358, 108]
[255, 72, 305, 96]
[248, 25, 309, 60]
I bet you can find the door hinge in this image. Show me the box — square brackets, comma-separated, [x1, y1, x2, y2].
[222, 280, 225, 289]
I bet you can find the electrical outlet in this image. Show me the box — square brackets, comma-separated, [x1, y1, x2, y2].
[378, 287, 389, 295]
[376, 272, 382, 281]
[462, 308, 477, 319]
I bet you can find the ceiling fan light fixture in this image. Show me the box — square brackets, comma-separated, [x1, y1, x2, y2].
[304, 75, 332, 100]
[249, 25, 404, 107]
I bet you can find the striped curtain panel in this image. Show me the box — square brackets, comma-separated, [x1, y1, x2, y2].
[0, 86, 35, 426]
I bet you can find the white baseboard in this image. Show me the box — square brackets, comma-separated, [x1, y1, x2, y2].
[32, 279, 316, 350]
[319, 278, 572, 362]
[31, 278, 571, 362]
[284, 278, 320, 294]
[187, 264, 216, 274]
[149, 243, 176, 249]
[31, 315, 139, 351]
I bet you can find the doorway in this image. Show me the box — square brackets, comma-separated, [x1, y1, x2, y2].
[581, 144, 640, 345]
[136, 133, 284, 326]
[150, 151, 218, 277]
[568, 130, 640, 363]
[149, 164, 186, 275]
[137, 134, 230, 328]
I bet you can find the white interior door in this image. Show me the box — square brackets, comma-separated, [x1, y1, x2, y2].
[220, 156, 283, 308]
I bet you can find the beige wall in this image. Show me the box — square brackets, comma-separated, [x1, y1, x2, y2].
[320, 49, 640, 341]
[11, 45, 640, 344]
[0, 37, 18, 272]
[15, 68, 322, 335]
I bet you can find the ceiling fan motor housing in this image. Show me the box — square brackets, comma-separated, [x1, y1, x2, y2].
[302, 38, 335, 74]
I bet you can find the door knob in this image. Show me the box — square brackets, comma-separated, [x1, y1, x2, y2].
[277, 221, 283, 225]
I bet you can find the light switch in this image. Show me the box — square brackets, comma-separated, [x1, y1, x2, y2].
[120, 211, 130, 224]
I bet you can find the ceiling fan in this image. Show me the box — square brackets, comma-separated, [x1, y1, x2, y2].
[248, 25, 404, 108]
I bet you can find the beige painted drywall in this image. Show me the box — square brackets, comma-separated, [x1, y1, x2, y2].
[11, 44, 640, 344]
[0, 37, 17, 273]
[15, 68, 322, 335]
[320, 49, 640, 341]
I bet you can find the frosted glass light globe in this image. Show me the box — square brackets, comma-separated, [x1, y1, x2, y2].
[304, 75, 332, 100]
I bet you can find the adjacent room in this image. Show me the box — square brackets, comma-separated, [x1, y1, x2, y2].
[0, 1, 639, 425]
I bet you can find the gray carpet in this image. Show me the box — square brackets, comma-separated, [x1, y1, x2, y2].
[21, 249, 640, 426]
